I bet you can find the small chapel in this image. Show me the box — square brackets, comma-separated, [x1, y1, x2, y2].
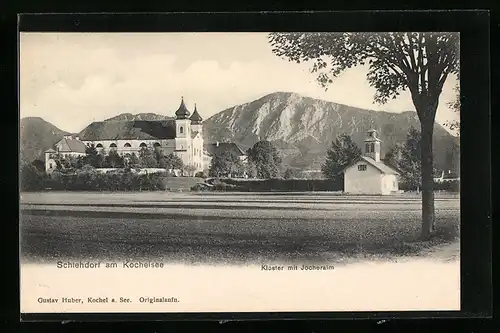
[343, 129, 400, 195]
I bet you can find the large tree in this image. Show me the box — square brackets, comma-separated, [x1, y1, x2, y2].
[209, 150, 242, 178]
[321, 133, 362, 180]
[269, 32, 459, 239]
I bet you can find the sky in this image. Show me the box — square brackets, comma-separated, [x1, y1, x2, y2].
[20, 32, 459, 135]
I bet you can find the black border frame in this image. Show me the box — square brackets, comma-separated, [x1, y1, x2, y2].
[15, 11, 491, 322]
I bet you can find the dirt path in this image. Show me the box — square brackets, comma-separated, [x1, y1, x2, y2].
[418, 241, 460, 262]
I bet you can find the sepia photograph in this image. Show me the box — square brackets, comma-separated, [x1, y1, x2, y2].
[19, 31, 461, 313]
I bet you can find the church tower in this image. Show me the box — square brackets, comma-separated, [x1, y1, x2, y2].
[189, 103, 204, 172]
[189, 103, 203, 134]
[364, 129, 381, 162]
[174, 97, 191, 154]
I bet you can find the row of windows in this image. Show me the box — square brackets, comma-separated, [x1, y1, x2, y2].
[93, 142, 162, 149]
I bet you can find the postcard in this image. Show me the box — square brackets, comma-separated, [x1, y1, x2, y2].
[19, 31, 461, 315]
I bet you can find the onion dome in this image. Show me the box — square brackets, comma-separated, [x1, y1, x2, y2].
[189, 103, 203, 124]
[175, 97, 190, 119]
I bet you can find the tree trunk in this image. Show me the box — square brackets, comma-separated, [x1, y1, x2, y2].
[420, 119, 435, 240]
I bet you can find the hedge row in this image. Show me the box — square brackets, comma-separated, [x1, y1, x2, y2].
[217, 178, 344, 192]
[20, 164, 169, 191]
[214, 178, 459, 193]
[399, 180, 460, 193]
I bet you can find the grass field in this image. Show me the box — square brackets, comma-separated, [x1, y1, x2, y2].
[19, 191, 460, 265]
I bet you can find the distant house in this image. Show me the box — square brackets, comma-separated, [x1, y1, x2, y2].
[203, 141, 249, 177]
[435, 170, 460, 183]
[342, 129, 400, 195]
[203, 142, 248, 165]
[44, 136, 87, 173]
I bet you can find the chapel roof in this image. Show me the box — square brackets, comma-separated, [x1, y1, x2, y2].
[343, 155, 399, 175]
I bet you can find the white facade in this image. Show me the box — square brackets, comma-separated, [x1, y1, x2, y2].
[343, 129, 399, 195]
[344, 160, 399, 195]
[79, 98, 205, 173]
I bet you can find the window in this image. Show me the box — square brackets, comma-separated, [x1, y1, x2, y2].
[179, 126, 184, 134]
[96, 143, 103, 148]
[370, 143, 375, 152]
[124, 143, 131, 147]
[153, 142, 161, 148]
[110, 143, 117, 148]
[393, 180, 397, 188]
[365, 143, 370, 153]
[358, 164, 367, 171]
[49, 163, 53, 169]
[140, 142, 147, 148]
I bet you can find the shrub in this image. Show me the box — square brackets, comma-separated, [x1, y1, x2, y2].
[434, 180, 460, 192]
[20, 163, 46, 191]
[195, 171, 207, 178]
[190, 183, 212, 191]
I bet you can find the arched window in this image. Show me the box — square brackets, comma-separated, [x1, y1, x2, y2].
[365, 143, 370, 153]
[110, 143, 117, 148]
[124, 142, 131, 148]
[96, 143, 103, 148]
[370, 143, 375, 152]
[153, 142, 161, 148]
[179, 126, 184, 134]
[139, 142, 147, 148]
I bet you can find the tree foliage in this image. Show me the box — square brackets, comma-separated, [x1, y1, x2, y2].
[269, 32, 459, 109]
[445, 83, 460, 132]
[138, 147, 158, 168]
[82, 144, 104, 168]
[247, 141, 283, 179]
[158, 153, 184, 171]
[321, 133, 362, 180]
[104, 150, 125, 168]
[209, 150, 243, 178]
[386, 127, 422, 190]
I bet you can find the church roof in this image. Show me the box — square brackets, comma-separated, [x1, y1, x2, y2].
[189, 104, 203, 124]
[56, 137, 88, 153]
[45, 148, 56, 153]
[343, 156, 399, 175]
[204, 142, 247, 157]
[78, 120, 176, 141]
[175, 97, 190, 119]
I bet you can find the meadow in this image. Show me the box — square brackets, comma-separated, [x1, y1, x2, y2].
[19, 191, 460, 265]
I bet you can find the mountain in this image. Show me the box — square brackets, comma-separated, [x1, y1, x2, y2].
[20, 117, 71, 163]
[202, 92, 460, 171]
[104, 113, 173, 121]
